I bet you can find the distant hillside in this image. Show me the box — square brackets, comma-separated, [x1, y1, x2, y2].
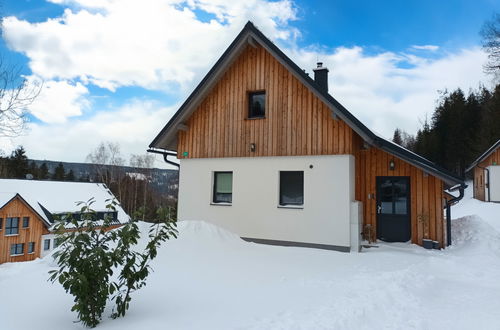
[30, 159, 179, 197]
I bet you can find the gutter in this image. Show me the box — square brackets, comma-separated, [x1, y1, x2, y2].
[147, 148, 180, 169]
[445, 183, 467, 246]
[477, 165, 490, 202]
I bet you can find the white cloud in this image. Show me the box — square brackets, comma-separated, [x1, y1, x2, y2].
[3, 0, 297, 92]
[11, 99, 178, 167]
[28, 78, 89, 123]
[0, 0, 492, 163]
[289, 46, 489, 138]
[411, 45, 439, 51]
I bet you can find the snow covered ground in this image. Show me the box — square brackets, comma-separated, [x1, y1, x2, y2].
[1, 184, 500, 329]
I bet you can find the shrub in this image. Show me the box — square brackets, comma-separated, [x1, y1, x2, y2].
[49, 199, 177, 328]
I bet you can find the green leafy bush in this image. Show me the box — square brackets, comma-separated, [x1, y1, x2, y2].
[49, 199, 177, 328]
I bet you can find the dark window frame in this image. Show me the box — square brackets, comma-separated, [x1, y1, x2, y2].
[248, 90, 266, 119]
[279, 171, 304, 207]
[22, 216, 30, 228]
[28, 242, 35, 254]
[10, 243, 24, 256]
[43, 239, 51, 251]
[212, 171, 233, 204]
[0, 217, 3, 230]
[5, 217, 20, 235]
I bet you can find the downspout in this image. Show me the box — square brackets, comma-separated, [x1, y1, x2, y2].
[445, 183, 466, 246]
[477, 165, 490, 202]
[147, 148, 180, 169]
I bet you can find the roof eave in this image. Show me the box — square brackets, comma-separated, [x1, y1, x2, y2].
[150, 21, 463, 188]
[376, 138, 464, 187]
[465, 139, 500, 172]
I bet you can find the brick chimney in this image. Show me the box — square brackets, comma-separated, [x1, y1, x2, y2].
[313, 62, 329, 93]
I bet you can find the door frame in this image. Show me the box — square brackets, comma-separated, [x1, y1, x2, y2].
[375, 176, 411, 242]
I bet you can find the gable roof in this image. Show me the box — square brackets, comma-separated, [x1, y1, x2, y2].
[149, 21, 464, 188]
[0, 179, 130, 226]
[0, 193, 53, 227]
[465, 139, 500, 172]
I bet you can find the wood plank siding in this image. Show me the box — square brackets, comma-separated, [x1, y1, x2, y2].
[353, 136, 446, 247]
[473, 147, 500, 201]
[175, 44, 447, 247]
[0, 197, 49, 264]
[177, 45, 355, 159]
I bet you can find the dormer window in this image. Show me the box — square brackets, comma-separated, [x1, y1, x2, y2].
[248, 91, 265, 118]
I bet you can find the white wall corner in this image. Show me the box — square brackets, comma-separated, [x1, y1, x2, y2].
[350, 201, 363, 253]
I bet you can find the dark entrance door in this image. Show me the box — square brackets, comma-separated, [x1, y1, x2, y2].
[376, 176, 411, 242]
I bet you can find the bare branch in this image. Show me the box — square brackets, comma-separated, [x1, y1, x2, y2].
[481, 13, 500, 78]
[0, 58, 43, 137]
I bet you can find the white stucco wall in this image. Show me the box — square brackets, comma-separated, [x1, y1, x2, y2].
[41, 234, 56, 258]
[488, 165, 500, 202]
[178, 155, 356, 248]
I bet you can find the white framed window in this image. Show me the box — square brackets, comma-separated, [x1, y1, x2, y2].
[28, 242, 35, 254]
[212, 171, 233, 204]
[43, 239, 51, 251]
[10, 243, 24, 256]
[5, 217, 19, 235]
[279, 171, 304, 207]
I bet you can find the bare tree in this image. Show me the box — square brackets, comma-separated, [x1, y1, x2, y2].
[86, 142, 125, 198]
[129, 154, 154, 221]
[481, 13, 500, 77]
[86, 142, 111, 183]
[0, 60, 42, 137]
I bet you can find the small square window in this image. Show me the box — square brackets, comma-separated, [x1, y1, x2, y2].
[10, 243, 24, 256]
[28, 242, 35, 254]
[22, 217, 30, 228]
[248, 91, 265, 118]
[213, 172, 233, 204]
[0, 217, 3, 230]
[5, 217, 19, 235]
[44, 239, 51, 251]
[279, 171, 304, 206]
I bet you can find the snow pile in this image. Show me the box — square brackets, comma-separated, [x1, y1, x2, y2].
[452, 181, 500, 232]
[175, 220, 243, 243]
[1, 187, 500, 329]
[451, 215, 500, 250]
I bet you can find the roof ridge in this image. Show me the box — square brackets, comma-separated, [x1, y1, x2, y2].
[149, 21, 464, 187]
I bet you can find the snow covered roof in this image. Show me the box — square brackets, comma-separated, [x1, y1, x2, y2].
[0, 179, 130, 227]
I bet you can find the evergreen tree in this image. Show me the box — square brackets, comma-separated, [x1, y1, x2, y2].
[53, 162, 66, 180]
[8, 146, 29, 179]
[39, 163, 49, 180]
[66, 169, 76, 181]
[392, 128, 403, 146]
[28, 161, 39, 179]
[407, 84, 500, 177]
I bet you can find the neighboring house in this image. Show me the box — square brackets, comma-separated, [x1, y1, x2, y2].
[466, 140, 500, 202]
[0, 179, 130, 264]
[149, 22, 465, 252]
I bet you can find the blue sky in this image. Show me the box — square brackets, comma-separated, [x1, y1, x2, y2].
[0, 0, 498, 165]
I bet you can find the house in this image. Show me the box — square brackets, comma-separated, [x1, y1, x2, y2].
[148, 22, 465, 251]
[466, 139, 500, 202]
[0, 179, 130, 264]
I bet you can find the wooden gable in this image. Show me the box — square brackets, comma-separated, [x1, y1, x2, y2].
[0, 196, 49, 264]
[473, 146, 500, 201]
[177, 44, 355, 159]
